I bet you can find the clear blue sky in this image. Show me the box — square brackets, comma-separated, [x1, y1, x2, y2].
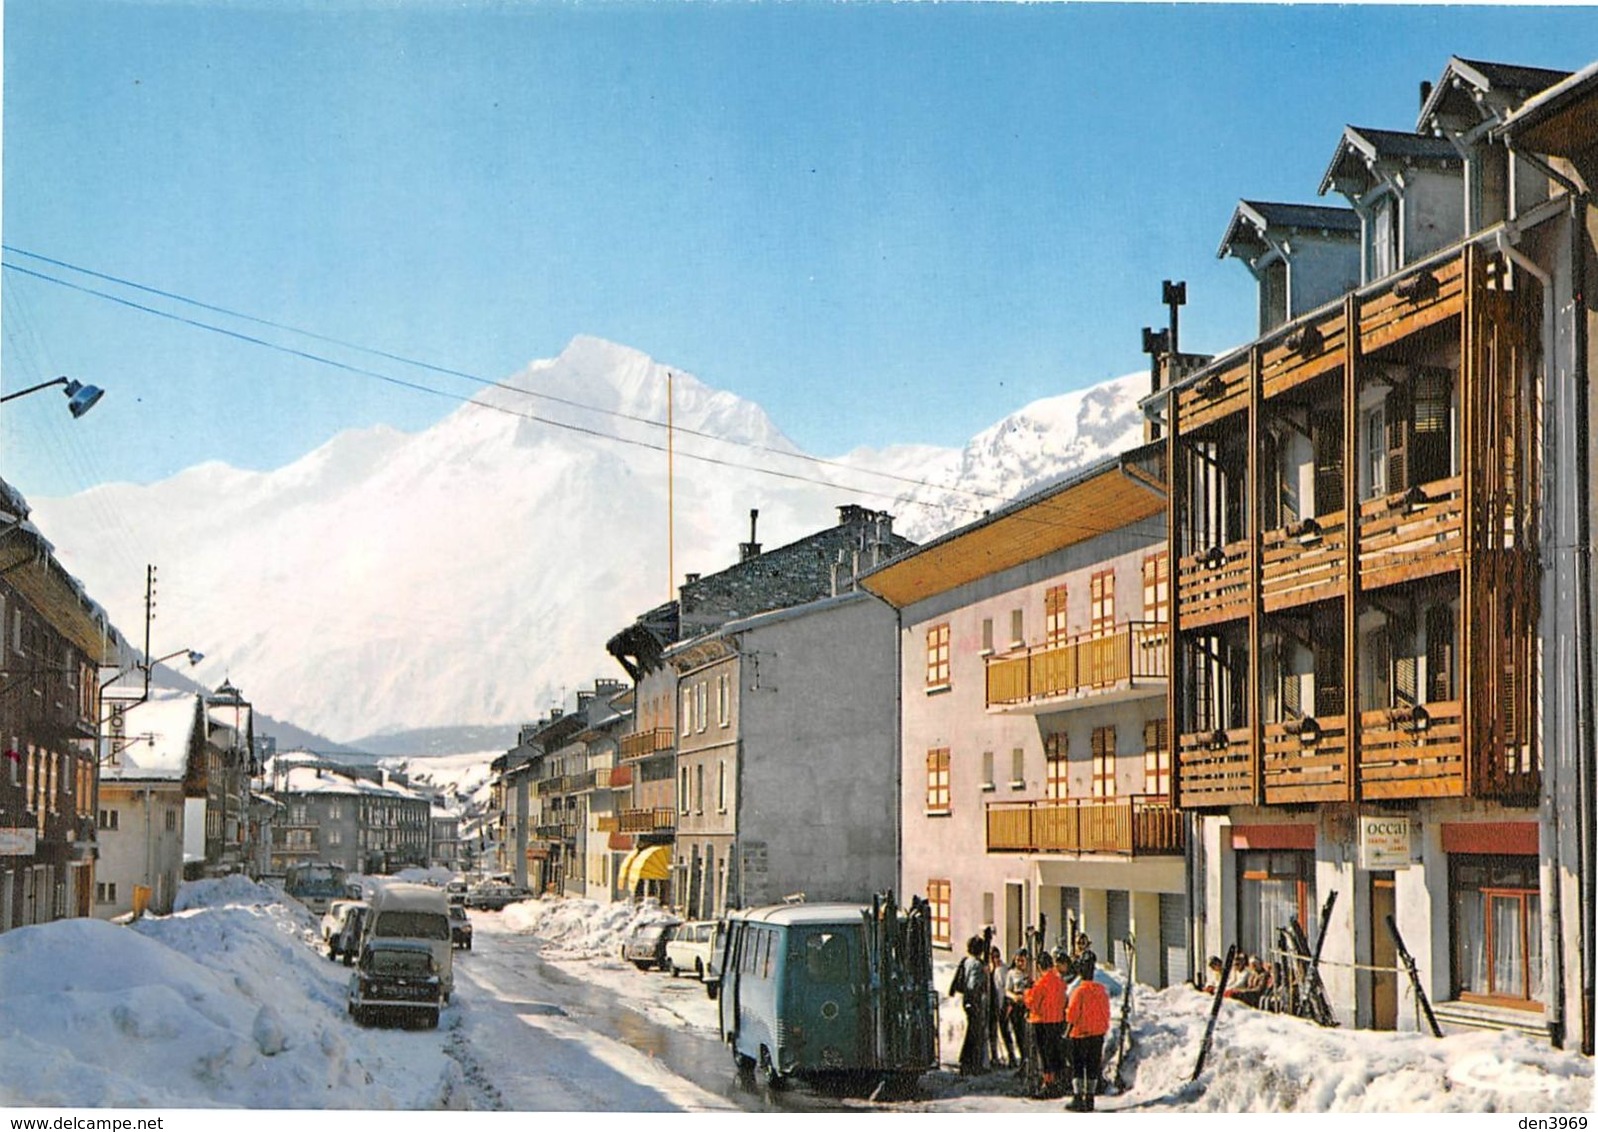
[3, 2, 1593, 498]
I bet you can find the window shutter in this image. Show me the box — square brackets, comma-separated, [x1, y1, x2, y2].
[1425, 604, 1456, 703]
[1386, 386, 1413, 495]
[1393, 629, 1418, 707]
[1411, 367, 1452, 486]
[1310, 410, 1344, 518]
[1261, 429, 1281, 531]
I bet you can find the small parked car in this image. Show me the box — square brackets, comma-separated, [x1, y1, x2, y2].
[327, 901, 370, 964]
[348, 939, 442, 1029]
[664, 920, 720, 983]
[464, 883, 526, 911]
[449, 902, 473, 950]
[620, 918, 681, 971]
[320, 899, 363, 947]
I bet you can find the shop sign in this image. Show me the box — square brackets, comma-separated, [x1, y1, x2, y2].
[1359, 815, 1412, 869]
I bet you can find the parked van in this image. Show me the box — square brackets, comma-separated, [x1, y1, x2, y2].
[717, 895, 937, 1091]
[361, 882, 454, 998]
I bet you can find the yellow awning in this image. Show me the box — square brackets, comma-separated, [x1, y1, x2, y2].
[621, 844, 672, 892]
[616, 848, 642, 891]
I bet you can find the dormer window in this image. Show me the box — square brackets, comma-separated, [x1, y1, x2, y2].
[1217, 200, 1360, 334]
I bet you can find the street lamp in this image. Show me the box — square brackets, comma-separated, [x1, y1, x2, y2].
[1, 376, 106, 418]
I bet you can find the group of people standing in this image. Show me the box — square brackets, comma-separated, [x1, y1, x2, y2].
[950, 932, 1113, 1110]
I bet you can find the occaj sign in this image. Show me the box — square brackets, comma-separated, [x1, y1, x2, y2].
[1359, 815, 1412, 869]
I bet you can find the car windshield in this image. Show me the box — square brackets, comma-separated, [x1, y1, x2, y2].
[373, 911, 450, 940]
[368, 949, 433, 976]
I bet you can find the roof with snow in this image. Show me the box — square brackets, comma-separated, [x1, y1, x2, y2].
[101, 691, 202, 782]
[273, 764, 426, 802]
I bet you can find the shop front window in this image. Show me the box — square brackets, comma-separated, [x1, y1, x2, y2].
[1237, 850, 1315, 962]
[1452, 854, 1542, 1008]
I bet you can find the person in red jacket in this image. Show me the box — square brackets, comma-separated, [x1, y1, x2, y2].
[1065, 956, 1113, 1111]
[1022, 951, 1067, 1098]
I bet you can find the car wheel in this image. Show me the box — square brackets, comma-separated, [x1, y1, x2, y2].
[733, 1050, 756, 1081]
[426, 1009, 440, 1030]
[706, 980, 719, 1001]
[669, 962, 680, 978]
[632, 960, 650, 971]
[760, 1047, 787, 1091]
[695, 960, 705, 979]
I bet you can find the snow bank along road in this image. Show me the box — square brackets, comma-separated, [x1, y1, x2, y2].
[1, 880, 1590, 1113]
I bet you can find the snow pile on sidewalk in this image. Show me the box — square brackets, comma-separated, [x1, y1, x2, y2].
[497, 894, 675, 959]
[0, 882, 467, 1109]
[908, 966, 1591, 1113]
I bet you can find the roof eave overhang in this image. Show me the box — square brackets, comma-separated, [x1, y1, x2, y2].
[857, 446, 1167, 610]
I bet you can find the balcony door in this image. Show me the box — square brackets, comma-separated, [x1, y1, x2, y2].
[1369, 873, 1398, 1029]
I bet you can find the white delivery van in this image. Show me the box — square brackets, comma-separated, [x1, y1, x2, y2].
[362, 882, 454, 998]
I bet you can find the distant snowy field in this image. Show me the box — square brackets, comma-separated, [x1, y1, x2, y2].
[1, 883, 1590, 1113]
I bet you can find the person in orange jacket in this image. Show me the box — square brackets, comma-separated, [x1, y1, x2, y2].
[1022, 950, 1067, 1098]
[1065, 956, 1113, 1111]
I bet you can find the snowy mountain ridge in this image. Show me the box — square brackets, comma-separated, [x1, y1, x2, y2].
[30, 336, 1150, 744]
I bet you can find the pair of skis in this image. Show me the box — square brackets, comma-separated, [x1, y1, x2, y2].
[1104, 933, 1136, 1094]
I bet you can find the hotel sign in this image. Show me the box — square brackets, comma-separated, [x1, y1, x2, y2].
[0, 828, 38, 856]
[1359, 815, 1412, 869]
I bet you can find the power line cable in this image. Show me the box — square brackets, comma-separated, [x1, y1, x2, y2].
[2, 259, 991, 515]
[2, 245, 1006, 503]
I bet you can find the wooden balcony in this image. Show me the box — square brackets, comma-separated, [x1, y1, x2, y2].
[1261, 512, 1347, 612]
[985, 796, 1183, 856]
[602, 764, 632, 789]
[1177, 539, 1252, 628]
[1175, 353, 1251, 432]
[1177, 727, 1254, 808]
[620, 728, 674, 761]
[1262, 716, 1349, 804]
[595, 815, 619, 834]
[1358, 476, 1464, 590]
[985, 621, 1168, 712]
[1260, 307, 1348, 401]
[1359, 252, 1467, 354]
[1358, 701, 1465, 799]
[618, 807, 676, 834]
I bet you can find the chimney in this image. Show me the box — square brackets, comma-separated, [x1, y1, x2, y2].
[837, 503, 872, 527]
[1420, 80, 1433, 113]
[685, 572, 701, 585]
[740, 508, 761, 561]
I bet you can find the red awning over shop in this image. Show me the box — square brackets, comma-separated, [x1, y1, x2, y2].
[1230, 824, 1316, 851]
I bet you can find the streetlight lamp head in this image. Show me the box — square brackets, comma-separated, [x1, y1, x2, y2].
[186, 650, 205, 666]
[63, 380, 105, 418]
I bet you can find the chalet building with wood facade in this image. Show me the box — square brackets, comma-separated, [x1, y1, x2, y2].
[859, 448, 1185, 982]
[95, 690, 205, 918]
[0, 477, 128, 933]
[199, 679, 255, 877]
[1144, 55, 1593, 1050]
[603, 504, 914, 914]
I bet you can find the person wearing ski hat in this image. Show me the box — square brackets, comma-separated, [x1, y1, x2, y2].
[1065, 955, 1112, 1111]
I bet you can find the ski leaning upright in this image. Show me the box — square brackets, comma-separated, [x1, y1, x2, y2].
[1190, 942, 1238, 1082]
[1106, 932, 1136, 1093]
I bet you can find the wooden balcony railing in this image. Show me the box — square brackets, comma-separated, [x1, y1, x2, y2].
[620, 728, 675, 761]
[1175, 353, 1251, 432]
[594, 815, 619, 834]
[1260, 307, 1348, 400]
[986, 622, 1168, 709]
[603, 764, 632, 789]
[617, 807, 676, 834]
[1261, 512, 1347, 612]
[1177, 727, 1254, 807]
[1358, 476, 1464, 590]
[1359, 252, 1467, 354]
[1358, 700, 1465, 800]
[985, 796, 1183, 856]
[1177, 539, 1252, 628]
[1262, 716, 1349, 804]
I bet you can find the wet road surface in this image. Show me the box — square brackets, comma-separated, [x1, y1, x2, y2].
[455, 919, 869, 1111]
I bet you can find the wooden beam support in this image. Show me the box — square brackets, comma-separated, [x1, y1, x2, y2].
[1169, 388, 1184, 809]
[1344, 292, 1361, 806]
[1248, 343, 1264, 807]
[1461, 242, 1477, 796]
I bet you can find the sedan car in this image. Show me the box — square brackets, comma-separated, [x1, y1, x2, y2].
[620, 918, 681, 971]
[664, 920, 719, 982]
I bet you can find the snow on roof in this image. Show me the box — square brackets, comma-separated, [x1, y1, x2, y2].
[274, 763, 426, 802]
[102, 692, 200, 781]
